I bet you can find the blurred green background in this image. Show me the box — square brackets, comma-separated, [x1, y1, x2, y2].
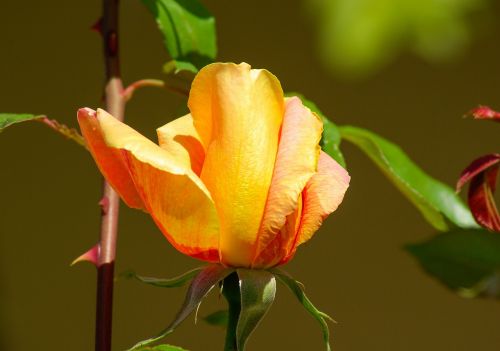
[1, 0, 500, 350]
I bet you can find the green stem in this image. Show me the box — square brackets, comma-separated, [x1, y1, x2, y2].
[222, 272, 240, 351]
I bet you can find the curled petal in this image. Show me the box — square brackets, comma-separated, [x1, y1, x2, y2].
[189, 62, 285, 266]
[79, 108, 220, 261]
[157, 114, 205, 175]
[78, 108, 144, 209]
[252, 97, 322, 267]
[252, 194, 303, 268]
[286, 151, 350, 261]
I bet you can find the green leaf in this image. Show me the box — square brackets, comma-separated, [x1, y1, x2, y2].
[307, 0, 483, 78]
[127, 265, 234, 350]
[123, 267, 203, 288]
[321, 116, 346, 168]
[340, 125, 477, 231]
[202, 310, 228, 327]
[135, 344, 188, 351]
[141, 0, 217, 72]
[285, 92, 346, 168]
[407, 229, 500, 299]
[0, 113, 42, 131]
[163, 60, 198, 75]
[0, 113, 87, 148]
[235, 269, 276, 351]
[271, 269, 332, 351]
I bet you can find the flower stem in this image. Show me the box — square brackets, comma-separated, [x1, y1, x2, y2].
[222, 272, 241, 351]
[95, 1, 126, 351]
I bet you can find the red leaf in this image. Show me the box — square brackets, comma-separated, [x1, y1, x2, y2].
[457, 154, 500, 232]
[457, 154, 500, 192]
[468, 106, 500, 122]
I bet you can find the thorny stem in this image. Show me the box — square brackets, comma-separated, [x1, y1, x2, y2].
[95, 1, 125, 351]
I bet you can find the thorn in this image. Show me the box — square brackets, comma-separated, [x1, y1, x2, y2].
[91, 17, 103, 34]
[71, 244, 100, 267]
[99, 196, 110, 216]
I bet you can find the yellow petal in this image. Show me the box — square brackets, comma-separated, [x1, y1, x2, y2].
[188, 62, 285, 266]
[78, 108, 144, 209]
[83, 108, 220, 261]
[295, 151, 350, 248]
[251, 97, 322, 267]
[157, 114, 205, 175]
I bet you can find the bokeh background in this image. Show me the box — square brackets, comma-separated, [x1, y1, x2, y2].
[1, 0, 500, 350]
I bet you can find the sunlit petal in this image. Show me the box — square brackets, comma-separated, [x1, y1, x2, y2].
[252, 97, 322, 266]
[294, 151, 350, 249]
[78, 108, 144, 209]
[188, 62, 285, 266]
[252, 194, 303, 268]
[157, 114, 205, 175]
[81, 108, 220, 261]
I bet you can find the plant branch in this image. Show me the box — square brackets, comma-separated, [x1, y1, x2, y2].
[122, 79, 165, 101]
[95, 1, 126, 351]
[122, 78, 189, 101]
[37, 117, 87, 148]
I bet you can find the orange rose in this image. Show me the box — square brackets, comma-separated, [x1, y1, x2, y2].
[78, 63, 349, 268]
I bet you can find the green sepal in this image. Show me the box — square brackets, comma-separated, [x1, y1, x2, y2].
[134, 344, 188, 351]
[339, 125, 477, 231]
[123, 267, 203, 288]
[271, 269, 333, 351]
[141, 0, 217, 72]
[407, 229, 500, 299]
[127, 265, 234, 350]
[235, 269, 276, 351]
[202, 310, 229, 327]
[285, 92, 346, 168]
[0, 113, 43, 131]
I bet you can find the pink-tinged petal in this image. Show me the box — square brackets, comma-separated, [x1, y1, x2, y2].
[81, 108, 220, 261]
[251, 97, 322, 267]
[252, 194, 303, 268]
[456, 154, 500, 192]
[188, 62, 285, 266]
[293, 151, 350, 250]
[468, 105, 500, 122]
[462, 155, 500, 232]
[71, 244, 100, 267]
[78, 108, 145, 209]
[156, 114, 205, 176]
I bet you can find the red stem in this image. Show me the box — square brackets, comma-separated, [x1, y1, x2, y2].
[95, 1, 125, 350]
[122, 78, 189, 101]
